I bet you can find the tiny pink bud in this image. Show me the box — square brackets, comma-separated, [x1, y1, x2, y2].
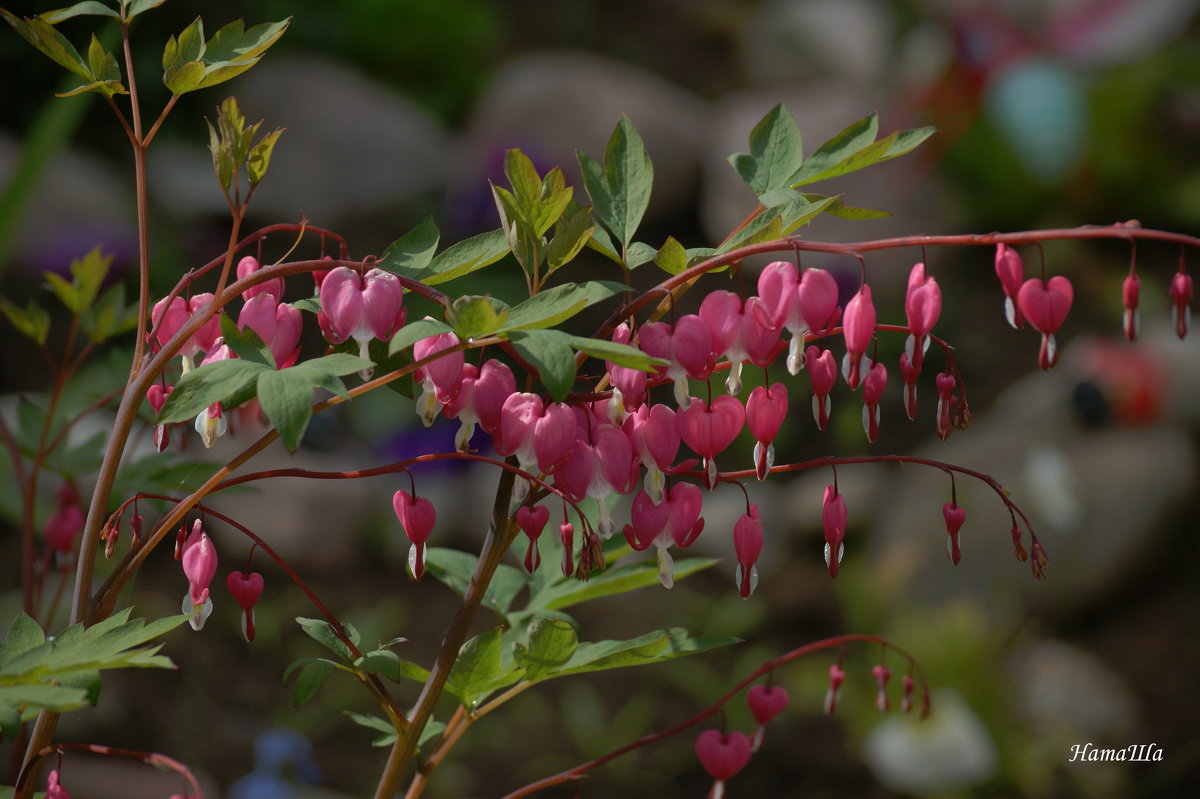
[943, 502, 966, 565]
[1169, 270, 1193, 339]
[46, 769, 71, 799]
[901, 674, 916, 713]
[1122, 273, 1141, 341]
[732, 504, 763, 598]
[807, 345, 837, 430]
[872, 664, 892, 712]
[861, 361, 887, 443]
[822, 486, 847, 578]
[824, 662, 846, 715]
[560, 521, 575, 577]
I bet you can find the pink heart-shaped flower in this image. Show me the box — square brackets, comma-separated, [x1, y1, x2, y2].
[694, 729, 752, 781]
[678, 395, 745, 459]
[226, 571, 265, 610]
[747, 684, 790, 726]
[1017, 276, 1073, 335]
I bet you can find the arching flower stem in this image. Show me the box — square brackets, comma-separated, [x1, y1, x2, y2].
[499, 634, 926, 799]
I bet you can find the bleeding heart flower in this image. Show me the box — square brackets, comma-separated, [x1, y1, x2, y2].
[747, 683, 789, 726]
[516, 504, 550, 573]
[807, 346, 837, 431]
[237, 255, 285, 301]
[318, 267, 406, 372]
[994, 243, 1025, 328]
[694, 729, 752, 786]
[151, 293, 221, 365]
[1017, 275, 1073, 370]
[904, 263, 941, 370]
[898, 352, 920, 422]
[554, 416, 634, 537]
[733, 504, 762, 598]
[861, 361, 887, 443]
[226, 571, 265, 642]
[1169, 269, 1193, 339]
[605, 323, 648, 418]
[746, 383, 788, 480]
[496, 394, 576, 475]
[623, 403, 686, 503]
[1122, 273, 1140, 341]
[413, 329, 465, 424]
[841, 284, 876, 389]
[935, 372, 957, 442]
[901, 674, 917, 713]
[822, 485, 847, 578]
[45, 769, 71, 799]
[238, 294, 302, 368]
[678, 395, 745, 489]
[393, 489, 436, 579]
[559, 520, 575, 577]
[699, 291, 780, 394]
[943, 501, 966, 565]
[872, 664, 892, 712]
[824, 662, 846, 715]
[639, 315, 715, 407]
[182, 523, 218, 631]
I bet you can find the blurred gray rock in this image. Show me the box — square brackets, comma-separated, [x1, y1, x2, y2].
[740, 0, 894, 87]
[0, 134, 135, 273]
[458, 50, 708, 228]
[148, 54, 453, 232]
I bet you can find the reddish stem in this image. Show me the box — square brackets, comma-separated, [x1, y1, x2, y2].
[501, 634, 923, 798]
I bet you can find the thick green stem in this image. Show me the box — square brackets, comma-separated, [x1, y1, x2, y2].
[373, 462, 520, 798]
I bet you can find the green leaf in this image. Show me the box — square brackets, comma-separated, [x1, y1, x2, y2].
[445, 627, 521, 706]
[256, 368, 313, 452]
[204, 18, 289, 66]
[295, 352, 374, 378]
[502, 281, 626, 333]
[0, 298, 50, 344]
[719, 195, 839, 252]
[42, 2, 121, 23]
[790, 123, 937, 187]
[529, 557, 718, 612]
[381, 217, 440, 277]
[625, 241, 657, 269]
[419, 228, 510, 286]
[585, 226, 623, 266]
[446, 295, 509, 340]
[513, 619, 578, 682]
[388, 318, 454, 356]
[81, 283, 138, 343]
[507, 329, 577, 401]
[2, 11, 92, 81]
[357, 648, 430, 684]
[247, 128, 282, 187]
[566, 335, 665, 372]
[286, 658, 336, 707]
[345, 710, 397, 746]
[3, 612, 46, 656]
[550, 628, 738, 678]
[654, 236, 687, 275]
[295, 617, 359, 663]
[788, 113, 877, 184]
[156, 359, 268, 424]
[127, 0, 167, 20]
[728, 104, 805, 196]
[219, 313, 275, 367]
[801, 193, 892, 220]
[504, 148, 542, 205]
[546, 205, 596, 273]
[424, 548, 528, 618]
[576, 116, 654, 251]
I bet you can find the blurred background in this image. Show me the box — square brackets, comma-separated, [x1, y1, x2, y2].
[2, 0, 1200, 796]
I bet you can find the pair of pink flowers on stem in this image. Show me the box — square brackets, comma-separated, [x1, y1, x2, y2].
[693, 682, 789, 799]
[178, 519, 264, 639]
